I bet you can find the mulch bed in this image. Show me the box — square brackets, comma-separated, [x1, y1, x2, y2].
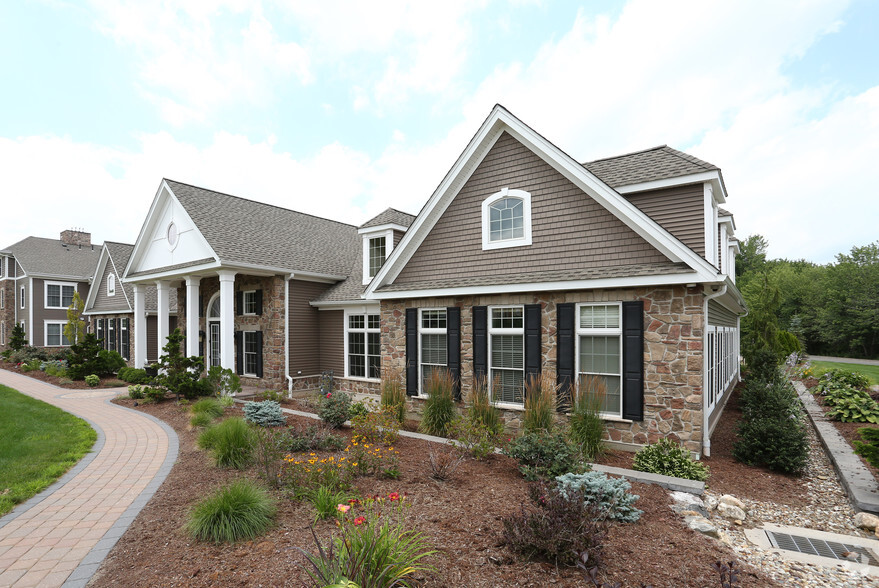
[82, 393, 784, 588]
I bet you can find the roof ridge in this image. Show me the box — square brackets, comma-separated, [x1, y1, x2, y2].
[382, 207, 416, 218]
[585, 144, 669, 164]
[164, 178, 358, 229]
[104, 240, 134, 247]
[659, 146, 717, 171]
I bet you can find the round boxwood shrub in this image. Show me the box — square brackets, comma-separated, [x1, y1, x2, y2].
[503, 430, 584, 481]
[632, 438, 709, 482]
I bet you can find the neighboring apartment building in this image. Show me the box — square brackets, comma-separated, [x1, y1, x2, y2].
[121, 105, 745, 456]
[82, 242, 177, 364]
[0, 230, 100, 352]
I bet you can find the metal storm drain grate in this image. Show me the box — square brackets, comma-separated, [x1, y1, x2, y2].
[766, 530, 879, 566]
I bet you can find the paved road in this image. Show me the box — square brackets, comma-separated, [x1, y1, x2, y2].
[0, 370, 177, 588]
[809, 355, 879, 367]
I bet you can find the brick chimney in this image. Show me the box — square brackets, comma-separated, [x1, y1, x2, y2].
[60, 229, 91, 247]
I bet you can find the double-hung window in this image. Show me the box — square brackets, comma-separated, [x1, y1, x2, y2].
[96, 319, 105, 344]
[120, 319, 129, 359]
[46, 322, 70, 346]
[243, 291, 257, 315]
[1, 288, 4, 309]
[419, 309, 447, 393]
[347, 313, 380, 379]
[20, 286, 25, 309]
[243, 331, 259, 376]
[368, 237, 386, 278]
[46, 283, 75, 309]
[577, 304, 622, 417]
[107, 319, 116, 351]
[489, 306, 524, 404]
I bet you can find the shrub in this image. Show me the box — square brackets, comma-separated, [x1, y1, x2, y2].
[854, 427, 879, 469]
[815, 368, 871, 392]
[632, 438, 710, 482]
[192, 397, 225, 419]
[746, 348, 779, 383]
[41, 359, 68, 378]
[380, 370, 407, 424]
[99, 350, 126, 374]
[569, 376, 607, 462]
[447, 417, 499, 460]
[523, 373, 558, 434]
[185, 479, 276, 543]
[319, 391, 352, 428]
[259, 389, 285, 403]
[308, 486, 355, 522]
[152, 328, 205, 400]
[128, 384, 145, 400]
[825, 396, 879, 423]
[502, 482, 606, 567]
[67, 333, 105, 380]
[84, 374, 100, 387]
[7, 323, 27, 351]
[118, 367, 152, 385]
[420, 369, 457, 437]
[20, 359, 42, 373]
[346, 436, 400, 479]
[283, 423, 347, 453]
[556, 471, 642, 523]
[252, 426, 287, 489]
[142, 386, 166, 403]
[467, 377, 502, 435]
[352, 405, 400, 445]
[299, 493, 435, 588]
[219, 394, 236, 408]
[503, 430, 583, 481]
[427, 442, 466, 481]
[8, 345, 48, 365]
[198, 418, 254, 469]
[776, 330, 803, 358]
[243, 400, 287, 427]
[733, 415, 809, 474]
[349, 401, 370, 420]
[204, 365, 242, 397]
[190, 412, 213, 428]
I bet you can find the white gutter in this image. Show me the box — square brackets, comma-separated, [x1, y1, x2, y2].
[702, 283, 727, 457]
[285, 273, 294, 397]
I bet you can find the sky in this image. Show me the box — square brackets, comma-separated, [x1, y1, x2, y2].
[1, 0, 876, 265]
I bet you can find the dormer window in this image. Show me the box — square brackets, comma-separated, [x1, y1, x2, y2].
[107, 274, 116, 296]
[481, 188, 532, 250]
[360, 228, 395, 285]
[368, 237, 386, 278]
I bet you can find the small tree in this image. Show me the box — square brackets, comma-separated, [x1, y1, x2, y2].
[64, 291, 87, 346]
[67, 333, 106, 380]
[153, 328, 206, 401]
[8, 323, 27, 351]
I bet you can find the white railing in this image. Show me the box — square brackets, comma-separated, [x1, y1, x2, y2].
[706, 325, 738, 415]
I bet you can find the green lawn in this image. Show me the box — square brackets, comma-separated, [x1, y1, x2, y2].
[0, 385, 97, 516]
[810, 361, 879, 386]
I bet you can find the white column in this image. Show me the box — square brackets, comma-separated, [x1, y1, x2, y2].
[218, 271, 236, 371]
[185, 276, 201, 358]
[133, 284, 146, 368]
[156, 280, 171, 359]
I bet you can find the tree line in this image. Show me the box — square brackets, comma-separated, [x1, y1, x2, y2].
[738, 236, 879, 361]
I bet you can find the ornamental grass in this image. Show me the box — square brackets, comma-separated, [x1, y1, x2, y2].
[185, 479, 276, 544]
[522, 373, 558, 434]
[420, 369, 457, 437]
[569, 376, 607, 461]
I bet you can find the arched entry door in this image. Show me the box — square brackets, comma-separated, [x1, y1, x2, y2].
[207, 293, 222, 369]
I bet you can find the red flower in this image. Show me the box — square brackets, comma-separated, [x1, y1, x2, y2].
[326, 392, 332, 399]
[353, 516, 367, 526]
[388, 492, 400, 502]
[348, 498, 361, 506]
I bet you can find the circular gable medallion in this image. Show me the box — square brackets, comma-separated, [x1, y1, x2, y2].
[167, 221, 179, 249]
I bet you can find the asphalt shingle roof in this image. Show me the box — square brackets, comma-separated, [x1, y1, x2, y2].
[3, 236, 101, 279]
[166, 180, 360, 277]
[583, 145, 719, 188]
[359, 208, 416, 229]
[375, 262, 693, 293]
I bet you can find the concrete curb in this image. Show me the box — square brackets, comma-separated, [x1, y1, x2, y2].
[795, 380, 879, 514]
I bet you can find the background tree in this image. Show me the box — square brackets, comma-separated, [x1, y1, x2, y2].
[64, 291, 87, 346]
[740, 272, 781, 365]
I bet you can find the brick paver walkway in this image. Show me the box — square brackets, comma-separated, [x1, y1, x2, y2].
[0, 370, 177, 588]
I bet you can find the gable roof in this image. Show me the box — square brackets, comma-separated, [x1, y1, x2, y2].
[584, 145, 718, 187]
[105, 241, 135, 305]
[365, 105, 722, 299]
[359, 208, 416, 230]
[2, 236, 101, 280]
[86, 242, 178, 314]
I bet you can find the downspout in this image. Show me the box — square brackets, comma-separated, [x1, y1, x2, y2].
[285, 274, 295, 397]
[702, 283, 727, 457]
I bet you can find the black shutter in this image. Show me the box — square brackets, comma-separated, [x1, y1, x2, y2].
[198, 295, 203, 320]
[234, 331, 243, 375]
[255, 290, 263, 315]
[446, 307, 461, 400]
[405, 308, 418, 396]
[115, 318, 121, 352]
[255, 331, 263, 378]
[622, 301, 645, 421]
[472, 306, 487, 380]
[556, 303, 575, 410]
[235, 291, 243, 316]
[524, 304, 542, 390]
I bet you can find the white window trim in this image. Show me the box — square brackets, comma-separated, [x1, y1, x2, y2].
[242, 290, 257, 315]
[107, 274, 116, 297]
[44, 281, 77, 309]
[361, 230, 394, 285]
[488, 305, 525, 409]
[167, 221, 180, 251]
[44, 320, 70, 347]
[417, 308, 448, 397]
[120, 318, 129, 359]
[242, 331, 259, 377]
[20, 286, 25, 309]
[343, 309, 381, 381]
[1, 322, 5, 346]
[0, 288, 4, 309]
[481, 188, 532, 251]
[107, 319, 116, 351]
[575, 302, 623, 419]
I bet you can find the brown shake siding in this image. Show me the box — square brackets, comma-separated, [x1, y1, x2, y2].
[707, 300, 737, 328]
[393, 132, 675, 286]
[146, 315, 158, 362]
[624, 184, 706, 257]
[93, 262, 129, 312]
[289, 279, 334, 375]
[393, 230, 405, 249]
[318, 309, 344, 377]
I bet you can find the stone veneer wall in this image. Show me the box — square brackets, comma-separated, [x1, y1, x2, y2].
[381, 285, 705, 453]
[176, 274, 287, 390]
[86, 313, 137, 366]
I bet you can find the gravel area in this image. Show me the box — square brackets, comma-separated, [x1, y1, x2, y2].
[700, 411, 879, 587]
